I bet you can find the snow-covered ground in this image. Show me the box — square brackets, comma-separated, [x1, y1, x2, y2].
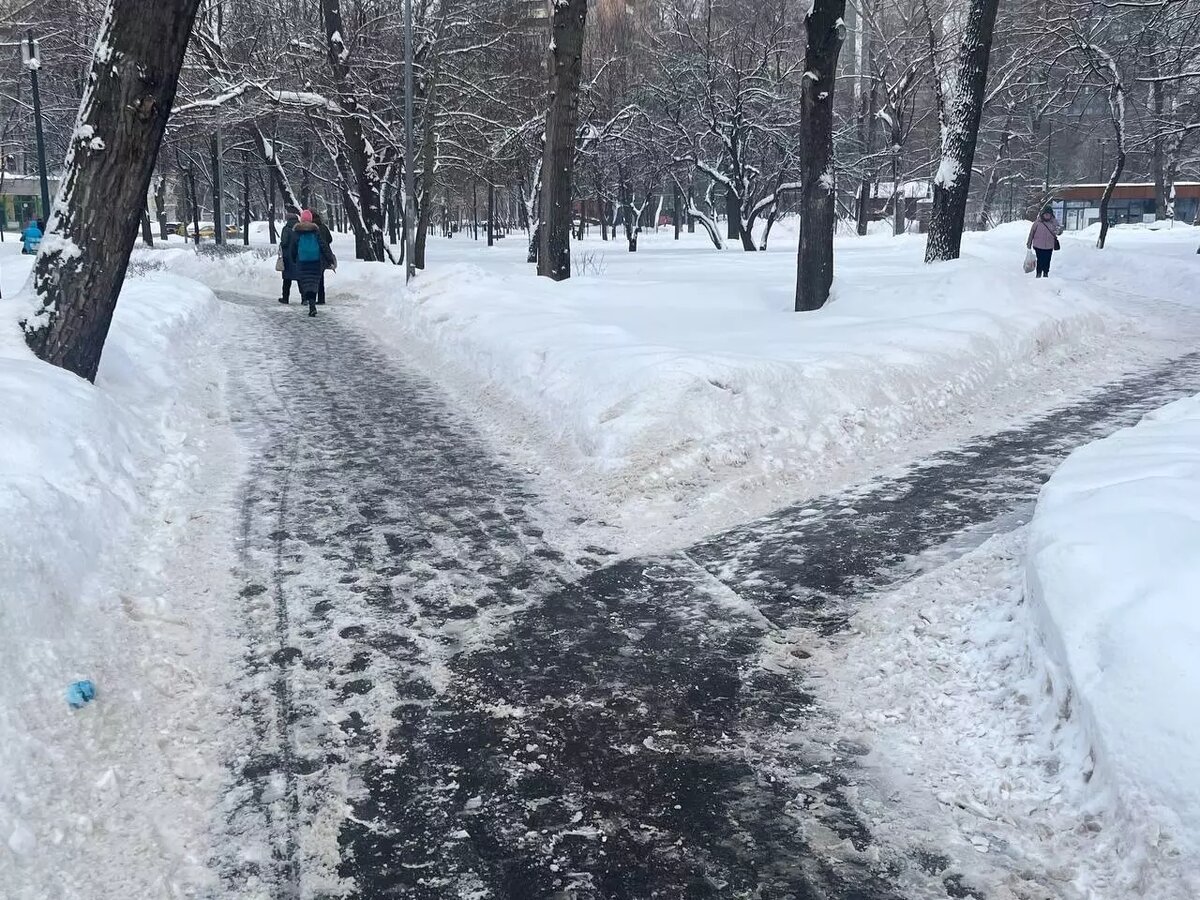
[147, 221, 1200, 553]
[1027, 393, 1200, 876]
[801, 526, 1198, 899]
[0, 244, 240, 897]
[65, 218, 1199, 898]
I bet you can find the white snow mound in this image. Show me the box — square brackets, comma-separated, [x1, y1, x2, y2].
[1027, 392, 1200, 857]
[0, 272, 219, 888]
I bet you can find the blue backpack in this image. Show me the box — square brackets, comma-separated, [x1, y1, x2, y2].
[296, 230, 322, 263]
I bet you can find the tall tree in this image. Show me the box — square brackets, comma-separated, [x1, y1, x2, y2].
[923, 0, 1002, 262]
[796, 0, 847, 311]
[538, 0, 589, 281]
[21, 0, 202, 382]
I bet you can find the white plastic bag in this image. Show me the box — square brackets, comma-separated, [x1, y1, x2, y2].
[1023, 249, 1036, 274]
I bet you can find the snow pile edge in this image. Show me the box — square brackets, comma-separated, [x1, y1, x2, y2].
[0, 273, 221, 885]
[1026, 393, 1200, 861]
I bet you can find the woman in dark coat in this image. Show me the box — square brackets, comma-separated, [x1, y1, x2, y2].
[278, 210, 300, 304]
[288, 209, 336, 316]
[311, 210, 334, 305]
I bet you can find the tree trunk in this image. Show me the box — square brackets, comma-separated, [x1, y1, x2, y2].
[140, 208, 154, 246]
[1152, 81, 1167, 220]
[1097, 151, 1126, 250]
[242, 162, 251, 245]
[188, 169, 201, 246]
[725, 187, 741, 241]
[320, 0, 385, 261]
[488, 182, 495, 246]
[795, 0, 846, 312]
[674, 185, 681, 240]
[267, 172, 278, 244]
[153, 173, 168, 239]
[856, 179, 872, 236]
[597, 173, 608, 241]
[210, 131, 225, 245]
[924, 0, 1001, 262]
[891, 147, 906, 236]
[759, 207, 780, 250]
[21, 0, 201, 381]
[854, 39, 879, 237]
[538, 0, 588, 281]
[414, 93, 438, 269]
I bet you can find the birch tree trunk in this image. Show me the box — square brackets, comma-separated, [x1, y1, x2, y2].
[538, 0, 588, 281]
[924, 0, 1001, 263]
[795, 0, 846, 312]
[22, 0, 201, 382]
[153, 174, 168, 239]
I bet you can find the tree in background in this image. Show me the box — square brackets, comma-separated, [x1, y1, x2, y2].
[538, 0, 589, 280]
[924, 0, 1002, 262]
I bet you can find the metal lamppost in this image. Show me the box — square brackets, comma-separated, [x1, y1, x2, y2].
[21, 33, 51, 225]
[403, 0, 415, 282]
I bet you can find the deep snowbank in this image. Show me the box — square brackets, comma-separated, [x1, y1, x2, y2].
[0, 267, 223, 893]
[366, 232, 1119, 528]
[1027, 394, 1200, 862]
[148, 227, 1139, 548]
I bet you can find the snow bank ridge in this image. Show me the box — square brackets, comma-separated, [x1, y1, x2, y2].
[0, 273, 218, 882]
[1027, 393, 1200, 861]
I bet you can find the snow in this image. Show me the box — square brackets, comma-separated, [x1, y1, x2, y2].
[934, 156, 962, 189]
[1027, 391, 1200, 866]
[354, 226, 1125, 549]
[0, 247, 236, 897]
[5, 214, 1198, 894]
[805, 527, 1197, 897]
[144, 222, 1167, 554]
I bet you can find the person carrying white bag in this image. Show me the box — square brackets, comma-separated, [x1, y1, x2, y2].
[1026, 208, 1062, 278]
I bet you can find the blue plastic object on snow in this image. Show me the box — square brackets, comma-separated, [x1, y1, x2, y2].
[67, 680, 96, 709]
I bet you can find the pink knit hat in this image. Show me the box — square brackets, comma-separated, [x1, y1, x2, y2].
[300, 209, 313, 223]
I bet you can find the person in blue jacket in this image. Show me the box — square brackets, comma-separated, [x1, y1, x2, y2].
[21, 220, 42, 255]
[286, 210, 336, 317]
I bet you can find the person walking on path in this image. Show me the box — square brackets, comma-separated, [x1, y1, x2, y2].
[311, 211, 334, 305]
[287, 209, 336, 317]
[1027, 208, 1061, 279]
[21, 220, 42, 255]
[277, 210, 301, 304]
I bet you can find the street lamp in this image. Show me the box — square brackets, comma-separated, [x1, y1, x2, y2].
[21, 33, 51, 226]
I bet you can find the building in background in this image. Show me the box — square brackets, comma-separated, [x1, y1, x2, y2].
[1051, 183, 1200, 231]
[0, 173, 60, 229]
